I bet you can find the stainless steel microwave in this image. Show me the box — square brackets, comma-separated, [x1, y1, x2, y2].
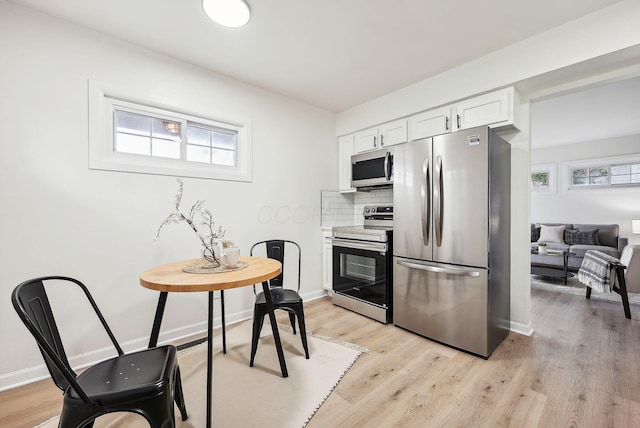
[351, 147, 393, 189]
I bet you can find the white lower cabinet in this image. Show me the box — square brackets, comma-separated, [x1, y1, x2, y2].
[322, 230, 333, 292]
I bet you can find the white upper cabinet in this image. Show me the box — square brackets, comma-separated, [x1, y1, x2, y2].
[354, 119, 407, 153]
[453, 87, 520, 131]
[407, 87, 521, 141]
[338, 134, 356, 193]
[379, 119, 407, 147]
[409, 106, 453, 140]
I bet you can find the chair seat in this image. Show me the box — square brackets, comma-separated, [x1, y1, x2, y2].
[70, 346, 176, 402]
[256, 288, 302, 305]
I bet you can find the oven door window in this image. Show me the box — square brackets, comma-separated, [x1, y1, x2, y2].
[333, 245, 388, 307]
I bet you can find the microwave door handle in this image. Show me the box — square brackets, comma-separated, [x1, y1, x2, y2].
[384, 151, 391, 181]
[421, 158, 430, 245]
[434, 155, 443, 247]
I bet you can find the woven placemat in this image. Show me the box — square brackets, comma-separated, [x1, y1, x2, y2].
[182, 260, 248, 274]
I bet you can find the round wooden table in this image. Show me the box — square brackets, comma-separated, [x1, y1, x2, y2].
[140, 256, 285, 428]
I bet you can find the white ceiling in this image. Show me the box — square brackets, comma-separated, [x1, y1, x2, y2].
[10, 0, 625, 112]
[531, 76, 640, 148]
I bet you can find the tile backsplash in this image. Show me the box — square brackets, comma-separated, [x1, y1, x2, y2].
[321, 189, 393, 227]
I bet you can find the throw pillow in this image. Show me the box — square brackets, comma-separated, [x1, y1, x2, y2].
[565, 228, 600, 245]
[531, 225, 541, 242]
[538, 225, 565, 243]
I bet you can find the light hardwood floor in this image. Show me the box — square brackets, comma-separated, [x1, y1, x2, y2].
[3, 284, 640, 427]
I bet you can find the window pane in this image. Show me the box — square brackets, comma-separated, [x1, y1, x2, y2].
[187, 126, 211, 147]
[631, 164, 640, 174]
[116, 110, 150, 136]
[152, 139, 180, 159]
[611, 164, 630, 175]
[187, 145, 211, 163]
[573, 177, 588, 186]
[589, 176, 608, 185]
[531, 172, 548, 188]
[116, 134, 150, 155]
[632, 173, 640, 183]
[611, 175, 630, 184]
[212, 131, 236, 150]
[572, 168, 587, 179]
[589, 167, 608, 177]
[212, 149, 235, 166]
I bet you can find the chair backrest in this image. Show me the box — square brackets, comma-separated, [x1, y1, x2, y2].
[11, 276, 123, 403]
[620, 245, 640, 293]
[250, 240, 301, 292]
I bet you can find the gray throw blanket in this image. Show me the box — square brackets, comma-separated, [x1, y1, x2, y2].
[578, 250, 619, 293]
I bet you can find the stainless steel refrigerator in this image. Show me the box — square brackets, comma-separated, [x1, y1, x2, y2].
[393, 125, 510, 358]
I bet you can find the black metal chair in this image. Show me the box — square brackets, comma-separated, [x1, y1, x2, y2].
[249, 240, 309, 367]
[12, 276, 188, 428]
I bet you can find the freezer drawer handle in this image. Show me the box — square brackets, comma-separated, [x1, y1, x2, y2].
[397, 260, 480, 277]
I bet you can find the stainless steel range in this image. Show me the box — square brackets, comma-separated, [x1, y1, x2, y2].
[331, 205, 393, 323]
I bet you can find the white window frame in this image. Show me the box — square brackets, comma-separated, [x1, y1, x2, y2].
[88, 80, 252, 182]
[530, 163, 556, 193]
[561, 153, 640, 192]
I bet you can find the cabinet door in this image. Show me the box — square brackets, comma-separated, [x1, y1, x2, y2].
[354, 127, 379, 153]
[409, 107, 452, 140]
[338, 135, 355, 192]
[379, 119, 407, 147]
[454, 87, 511, 130]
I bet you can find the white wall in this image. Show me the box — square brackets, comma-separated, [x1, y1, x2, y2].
[0, 1, 336, 389]
[335, 0, 640, 336]
[531, 135, 640, 245]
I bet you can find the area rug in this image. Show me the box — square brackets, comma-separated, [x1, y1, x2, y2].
[530, 274, 640, 305]
[36, 320, 366, 428]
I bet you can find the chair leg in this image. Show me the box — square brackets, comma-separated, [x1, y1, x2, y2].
[250, 306, 266, 367]
[296, 304, 310, 359]
[288, 312, 297, 334]
[615, 267, 631, 319]
[220, 290, 227, 354]
[586, 286, 591, 299]
[174, 366, 188, 421]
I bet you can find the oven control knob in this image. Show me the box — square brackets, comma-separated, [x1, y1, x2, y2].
[365, 208, 370, 213]
[371, 207, 377, 213]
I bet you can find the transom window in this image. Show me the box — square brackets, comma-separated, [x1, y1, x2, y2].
[114, 109, 237, 167]
[89, 80, 252, 182]
[571, 162, 640, 187]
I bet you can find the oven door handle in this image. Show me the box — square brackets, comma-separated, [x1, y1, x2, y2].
[397, 260, 480, 277]
[332, 238, 387, 253]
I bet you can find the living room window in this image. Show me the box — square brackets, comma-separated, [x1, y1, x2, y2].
[570, 162, 640, 187]
[89, 80, 252, 182]
[531, 163, 556, 193]
[563, 155, 640, 191]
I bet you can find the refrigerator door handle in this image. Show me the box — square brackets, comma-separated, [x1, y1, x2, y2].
[421, 157, 430, 245]
[434, 155, 443, 247]
[397, 259, 480, 277]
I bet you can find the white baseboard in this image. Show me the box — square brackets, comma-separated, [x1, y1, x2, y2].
[510, 320, 534, 336]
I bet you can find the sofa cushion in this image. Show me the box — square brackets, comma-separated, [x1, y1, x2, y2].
[531, 225, 541, 242]
[570, 245, 620, 259]
[538, 225, 565, 243]
[564, 228, 600, 245]
[574, 224, 619, 248]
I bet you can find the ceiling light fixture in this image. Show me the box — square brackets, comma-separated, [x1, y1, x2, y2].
[202, 0, 251, 28]
[163, 121, 181, 135]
